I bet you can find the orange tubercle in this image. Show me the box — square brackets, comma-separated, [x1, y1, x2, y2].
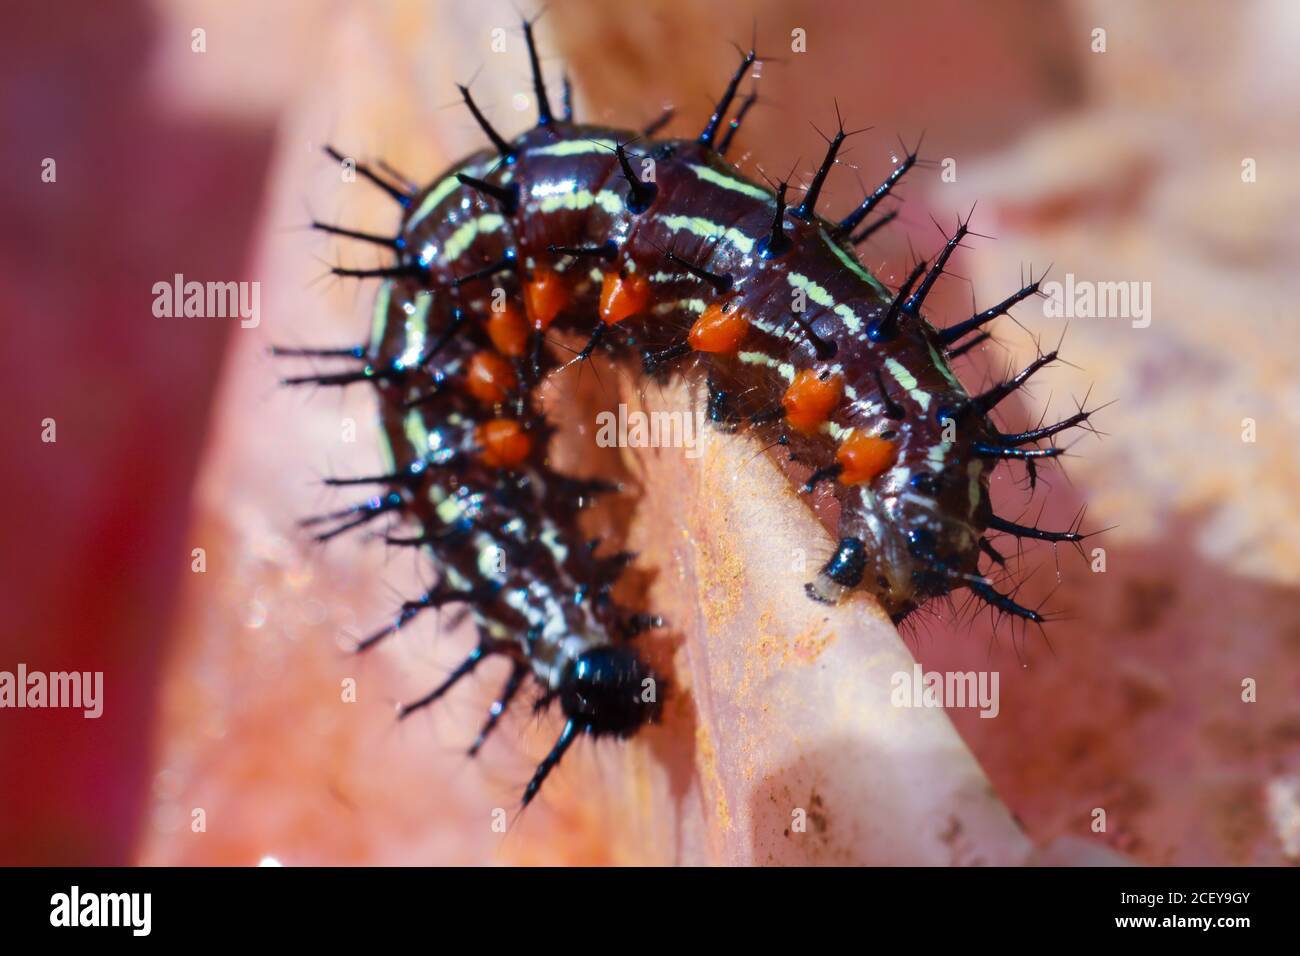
[836, 431, 898, 485]
[524, 269, 569, 332]
[476, 418, 532, 469]
[599, 270, 651, 324]
[484, 303, 530, 357]
[688, 301, 750, 354]
[781, 369, 844, 433]
[465, 351, 517, 404]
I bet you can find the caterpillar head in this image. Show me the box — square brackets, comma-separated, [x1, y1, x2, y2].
[559, 646, 663, 737]
[808, 453, 992, 623]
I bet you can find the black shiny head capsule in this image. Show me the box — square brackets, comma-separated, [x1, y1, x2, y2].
[559, 646, 662, 737]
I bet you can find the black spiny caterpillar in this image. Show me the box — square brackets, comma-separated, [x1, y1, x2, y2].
[275, 20, 1095, 807]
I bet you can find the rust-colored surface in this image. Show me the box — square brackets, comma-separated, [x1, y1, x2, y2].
[6, 0, 1298, 866]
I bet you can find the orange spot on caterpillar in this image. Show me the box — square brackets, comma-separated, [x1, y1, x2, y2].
[781, 369, 844, 433]
[688, 300, 750, 353]
[465, 351, 517, 404]
[484, 303, 530, 357]
[476, 418, 532, 469]
[836, 431, 898, 485]
[599, 270, 651, 324]
[524, 269, 569, 332]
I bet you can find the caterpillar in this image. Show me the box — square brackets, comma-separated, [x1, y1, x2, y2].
[275, 21, 1094, 808]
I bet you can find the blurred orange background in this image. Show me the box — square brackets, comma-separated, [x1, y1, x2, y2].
[2, 0, 1298, 865]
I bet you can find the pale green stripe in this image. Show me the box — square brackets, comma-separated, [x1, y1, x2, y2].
[436, 496, 464, 525]
[441, 213, 505, 264]
[887, 357, 932, 411]
[397, 294, 432, 368]
[410, 161, 487, 230]
[822, 421, 851, 440]
[409, 175, 461, 230]
[738, 350, 779, 368]
[967, 461, 984, 513]
[928, 341, 961, 388]
[738, 351, 796, 381]
[825, 235, 887, 295]
[658, 215, 755, 255]
[885, 357, 918, 391]
[403, 408, 430, 456]
[788, 270, 866, 333]
[787, 271, 835, 308]
[537, 189, 623, 216]
[687, 164, 771, 202]
[531, 138, 618, 157]
[833, 303, 863, 334]
[652, 298, 707, 315]
[368, 280, 392, 353]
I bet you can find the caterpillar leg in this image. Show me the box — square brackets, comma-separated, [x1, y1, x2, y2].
[398, 646, 486, 720]
[521, 719, 578, 808]
[467, 662, 528, 757]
